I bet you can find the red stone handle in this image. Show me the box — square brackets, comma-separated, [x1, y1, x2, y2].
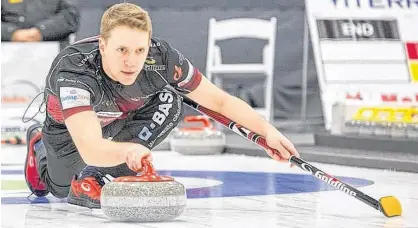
[113, 158, 174, 182]
[180, 115, 213, 131]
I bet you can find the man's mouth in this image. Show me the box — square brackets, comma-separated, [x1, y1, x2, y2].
[121, 71, 136, 76]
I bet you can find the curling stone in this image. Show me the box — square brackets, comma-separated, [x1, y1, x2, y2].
[170, 115, 226, 155]
[101, 159, 187, 222]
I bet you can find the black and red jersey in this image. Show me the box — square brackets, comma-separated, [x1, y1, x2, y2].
[43, 36, 202, 130]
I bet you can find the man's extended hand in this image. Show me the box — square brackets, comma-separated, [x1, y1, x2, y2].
[264, 128, 300, 165]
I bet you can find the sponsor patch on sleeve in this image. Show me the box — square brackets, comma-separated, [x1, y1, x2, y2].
[59, 87, 91, 110]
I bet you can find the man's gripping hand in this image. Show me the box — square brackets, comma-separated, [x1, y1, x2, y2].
[264, 127, 300, 166]
[124, 145, 153, 172]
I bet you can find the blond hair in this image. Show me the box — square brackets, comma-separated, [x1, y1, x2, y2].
[100, 3, 152, 41]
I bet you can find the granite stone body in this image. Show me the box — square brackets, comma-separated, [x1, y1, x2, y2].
[170, 128, 226, 155]
[101, 180, 187, 222]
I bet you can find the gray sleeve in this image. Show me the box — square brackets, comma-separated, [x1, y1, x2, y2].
[1, 21, 19, 41]
[34, 0, 80, 41]
[1, 4, 20, 41]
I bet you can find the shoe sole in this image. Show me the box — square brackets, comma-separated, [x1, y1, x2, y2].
[24, 124, 49, 197]
[67, 194, 101, 209]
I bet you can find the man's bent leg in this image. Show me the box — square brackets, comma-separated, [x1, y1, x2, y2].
[40, 131, 110, 208]
[25, 124, 49, 197]
[43, 141, 87, 198]
[26, 124, 87, 199]
[28, 121, 128, 208]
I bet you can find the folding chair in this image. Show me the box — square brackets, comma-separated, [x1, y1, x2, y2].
[206, 17, 277, 122]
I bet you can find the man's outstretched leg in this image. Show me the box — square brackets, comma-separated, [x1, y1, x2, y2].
[25, 124, 49, 197]
[25, 125, 110, 209]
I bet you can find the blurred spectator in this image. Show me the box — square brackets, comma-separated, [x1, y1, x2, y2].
[1, 0, 80, 49]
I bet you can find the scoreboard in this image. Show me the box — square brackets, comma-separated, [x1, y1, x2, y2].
[317, 19, 400, 41]
[317, 18, 410, 83]
[305, 0, 418, 129]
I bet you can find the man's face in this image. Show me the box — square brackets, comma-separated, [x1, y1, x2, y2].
[99, 25, 150, 85]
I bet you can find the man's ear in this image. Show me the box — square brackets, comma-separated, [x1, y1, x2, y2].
[99, 36, 106, 55]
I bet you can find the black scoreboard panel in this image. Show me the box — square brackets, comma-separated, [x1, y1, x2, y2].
[317, 19, 400, 41]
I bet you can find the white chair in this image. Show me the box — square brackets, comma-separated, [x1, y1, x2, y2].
[206, 17, 277, 122]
